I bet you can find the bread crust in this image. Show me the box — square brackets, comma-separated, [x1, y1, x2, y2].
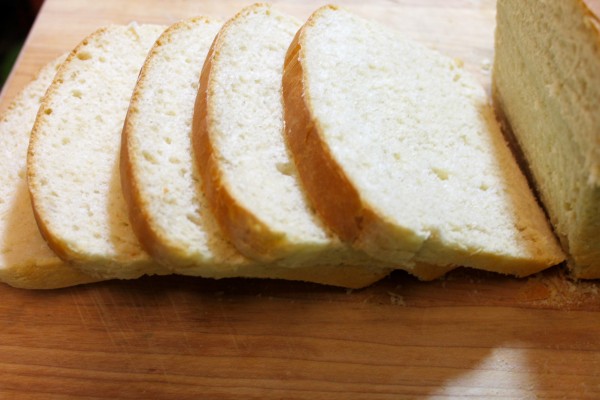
[121, 98, 168, 265]
[581, 0, 600, 22]
[192, 4, 297, 263]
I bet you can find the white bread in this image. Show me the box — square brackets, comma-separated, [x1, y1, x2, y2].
[193, 4, 447, 280]
[0, 56, 99, 289]
[121, 15, 390, 288]
[282, 5, 565, 276]
[493, 0, 600, 278]
[28, 23, 169, 279]
[121, 17, 232, 270]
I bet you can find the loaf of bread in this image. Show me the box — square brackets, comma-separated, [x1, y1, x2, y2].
[282, 5, 565, 276]
[0, 56, 99, 288]
[121, 14, 391, 288]
[0, 4, 576, 290]
[28, 23, 169, 279]
[493, 0, 600, 278]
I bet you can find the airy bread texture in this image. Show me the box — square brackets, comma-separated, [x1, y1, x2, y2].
[122, 15, 389, 288]
[493, 0, 600, 278]
[283, 6, 565, 276]
[193, 4, 444, 280]
[28, 24, 169, 279]
[0, 56, 99, 289]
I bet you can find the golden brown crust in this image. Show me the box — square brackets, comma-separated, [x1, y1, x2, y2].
[282, 10, 372, 245]
[0, 258, 100, 289]
[192, 5, 292, 263]
[580, 0, 600, 38]
[120, 101, 167, 264]
[581, 0, 600, 19]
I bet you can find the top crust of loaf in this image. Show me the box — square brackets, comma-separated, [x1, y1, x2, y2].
[0, 56, 99, 289]
[28, 24, 168, 279]
[283, 6, 564, 276]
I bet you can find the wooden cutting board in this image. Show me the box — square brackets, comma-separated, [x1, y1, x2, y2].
[1, 0, 599, 398]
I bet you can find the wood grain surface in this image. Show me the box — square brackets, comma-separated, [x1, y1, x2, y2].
[0, 0, 599, 398]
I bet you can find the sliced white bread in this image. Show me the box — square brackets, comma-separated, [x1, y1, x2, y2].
[193, 4, 447, 280]
[282, 5, 565, 276]
[28, 23, 170, 279]
[493, 0, 600, 278]
[193, 4, 344, 264]
[0, 56, 99, 289]
[121, 14, 390, 288]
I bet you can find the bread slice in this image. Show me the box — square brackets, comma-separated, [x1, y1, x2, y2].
[121, 17, 231, 270]
[282, 5, 565, 276]
[0, 56, 99, 289]
[493, 0, 600, 278]
[28, 23, 170, 279]
[121, 15, 390, 288]
[192, 4, 446, 280]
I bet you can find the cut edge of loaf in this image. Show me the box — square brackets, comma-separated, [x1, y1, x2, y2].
[492, 0, 599, 278]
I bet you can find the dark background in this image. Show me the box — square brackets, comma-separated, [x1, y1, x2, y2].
[0, 0, 44, 90]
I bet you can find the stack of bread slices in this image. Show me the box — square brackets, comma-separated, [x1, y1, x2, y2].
[0, 3, 568, 289]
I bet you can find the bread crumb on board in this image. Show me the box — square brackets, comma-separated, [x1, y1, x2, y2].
[518, 270, 600, 309]
[387, 291, 406, 306]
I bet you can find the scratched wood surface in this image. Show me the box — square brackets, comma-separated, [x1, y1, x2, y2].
[1, 0, 599, 398]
